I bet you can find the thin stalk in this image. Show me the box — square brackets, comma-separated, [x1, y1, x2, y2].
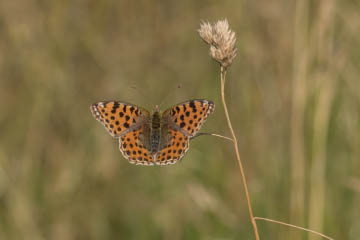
[254, 217, 334, 240]
[290, 1, 308, 236]
[220, 66, 260, 240]
[192, 133, 233, 142]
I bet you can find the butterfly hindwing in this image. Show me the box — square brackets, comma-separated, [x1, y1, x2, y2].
[155, 129, 189, 165]
[119, 128, 155, 165]
[90, 101, 149, 138]
[163, 99, 215, 137]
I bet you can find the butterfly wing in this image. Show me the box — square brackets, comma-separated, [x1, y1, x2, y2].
[90, 101, 150, 138]
[154, 99, 214, 165]
[119, 128, 155, 165]
[154, 128, 189, 165]
[163, 99, 215, 137]
[91, 101, 154, 165]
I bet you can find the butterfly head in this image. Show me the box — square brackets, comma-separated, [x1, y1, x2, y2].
[151, 104, 161, 115]
[155, 104, 160, 112]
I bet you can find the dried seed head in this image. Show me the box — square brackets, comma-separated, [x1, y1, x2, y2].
[198, 19, 237, 69]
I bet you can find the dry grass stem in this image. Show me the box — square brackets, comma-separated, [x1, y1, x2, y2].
[254, 217, 334, 240]
[192, 133, 233, 142]
[209, 133, 233, 142]
[220, 67, 260, 240]
[289, 1, 308, 237]
[199, 20, 260, 240]
[199, 18, 335, 240]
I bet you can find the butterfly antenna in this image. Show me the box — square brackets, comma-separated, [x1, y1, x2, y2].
[157, 83, 183, 110]
[128, 83, 154, 108]
[128, 84, 148, 99]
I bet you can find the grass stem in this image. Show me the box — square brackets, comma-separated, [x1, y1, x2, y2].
[220, 66, 260, 240]
[254, 217, 334, 240]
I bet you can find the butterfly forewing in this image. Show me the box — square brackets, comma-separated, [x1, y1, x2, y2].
[163, 99, 215, 137]
[90, 101, 149, 138]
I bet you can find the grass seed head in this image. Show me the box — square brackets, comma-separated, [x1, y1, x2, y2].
[198, 19, 237, 69]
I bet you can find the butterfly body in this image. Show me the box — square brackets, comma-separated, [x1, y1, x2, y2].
[139, 110, 168, 156]
[149, 111, 162, 154]
[91, 99, 214, 165]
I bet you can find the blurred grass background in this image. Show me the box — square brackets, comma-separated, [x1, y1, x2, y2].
[0, 0, 359, 239]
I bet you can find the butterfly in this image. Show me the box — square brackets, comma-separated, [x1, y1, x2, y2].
[90, 99, 215, 165]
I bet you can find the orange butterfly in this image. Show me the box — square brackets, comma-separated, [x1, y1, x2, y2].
[90, 100, 214, 165]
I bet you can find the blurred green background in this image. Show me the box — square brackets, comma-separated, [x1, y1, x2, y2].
[0, 0, 359, 239]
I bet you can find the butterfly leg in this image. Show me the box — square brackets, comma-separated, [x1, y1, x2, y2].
[117, 115, 148, 138]
[117, 122, 142, 138]
[169, 123, 193, 138]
